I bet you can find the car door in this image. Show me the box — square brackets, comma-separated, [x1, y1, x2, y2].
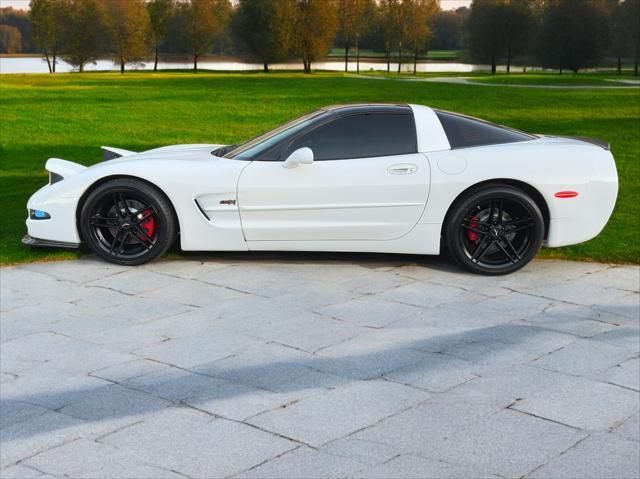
[237, 111, 430, 241]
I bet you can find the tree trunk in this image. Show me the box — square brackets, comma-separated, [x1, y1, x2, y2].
[263, 62, 269, 72]
[559, 68, 562, 75]
[386, 44, 390, 73]
[120, 59, 125, 74]
[44, 52, 52, 74]
[397, 44, 402, 74]
[79, 63, 84, 73]
[491, 57, 496, 74]
[52, 51, 56, 73]
[635, 55, 639, 76]
[154, 42, 159, 72]
[617, 55, 622, 75]
[344, 44, 349, 72]
[506, 49, 511, 74]
[413, 51, 417, 75]
[356, 36, 360, 74]
[573, 67, 578, 74]
[193, 54, 198, 73]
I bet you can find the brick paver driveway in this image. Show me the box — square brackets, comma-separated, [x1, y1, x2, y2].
[1, 254, 638, 478]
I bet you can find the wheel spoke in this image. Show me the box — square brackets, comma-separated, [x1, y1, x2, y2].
[132, 225, 154, 249]
[504, 217, 535, 233]
[462, 217, 490, 227]
[108, 229, 129, 256]
[496, 240, 518, 264]
[498, 199, 504, 224]
[503, 236, 522, 260]
[471, 236, 493, 262]
[89, 215, 117, 228]
[132, 206, 155, 225]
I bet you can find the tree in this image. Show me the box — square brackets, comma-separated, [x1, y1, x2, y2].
[60, 0, 104, 72]
[148, 0, 174, 72]
[292, 0, 339, 73]
[100, 0, 150, 74]
[0, 7, 33, 52]
[178, 0, 231, 72]
[401, 0, 439, 75]
[466, 0, 506, 74]
[30, 0, 65, 73]
[338, 0, 366, 72]
[502, 0, 532, 73]
[232, 0, 295, 72]
[536, 0, 609, 74]
[619, 0, 640, 75]
[378, 0, 402, 73]
[0, 24, 22, 54]
[430, 9, 466, 50]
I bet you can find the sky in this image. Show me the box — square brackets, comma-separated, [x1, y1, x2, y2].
[1, 0, 472, 12]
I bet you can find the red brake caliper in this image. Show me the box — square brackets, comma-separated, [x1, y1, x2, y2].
[467, 217, 478, 242]
[140, 216, 155, 238]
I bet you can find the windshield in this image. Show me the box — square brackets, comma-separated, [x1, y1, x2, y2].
[223, 109, 327, 160]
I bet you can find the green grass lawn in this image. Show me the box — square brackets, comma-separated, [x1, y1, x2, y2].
[1, 71, 638, 264]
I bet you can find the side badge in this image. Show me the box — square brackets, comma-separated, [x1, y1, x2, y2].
[219, 199, 237, 205]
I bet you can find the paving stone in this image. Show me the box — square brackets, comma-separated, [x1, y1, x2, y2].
[512, 375, 639, 431]
[580, 265, 639, 292]
[532, 339, 636, 377]
[0, 411, 85, 467]
[20, 259, 129, 284]
[593, 291, 640, 321]
[529, 433, 640, 479]
[0, 373, 112, 411]
[336, 270, 415, 295]
[317, 297, 424, 328]
[141, 277, 248, 308]
[0, 464, 53, 478]
[141, 258, 231, 279]
[521, 277, 633, 306]
[352, 392, 506, 455]
[86, 269, 185, 296]
[591, 326, 640, 353]
[423, 409, 587, 478]
[58, 383, 171, 422]
[320, 437, 399, 466]
[352, 454, 497, 479]
[237, 446, 367, 478]
[23, 438, 183, 478]
[599, 357, 640, 391]
[522, 302, 618, 337]
[100, 408, 296, 478]
[0, 400, 50, 430]
[612, 413, 640, 442]
[248, 380, 429, 447]
[133, 329, 263, 368]
[470, 292, 552, 320]
[383, 352, 478, 392]
[379, 281, 466, 309]
[90, 358, 170, 383]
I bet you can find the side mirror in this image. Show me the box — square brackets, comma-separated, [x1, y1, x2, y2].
[283, 147, 314, 169]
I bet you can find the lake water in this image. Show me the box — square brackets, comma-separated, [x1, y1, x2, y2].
[0, 56, 486, 74]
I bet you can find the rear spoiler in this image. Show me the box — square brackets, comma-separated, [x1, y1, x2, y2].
[101, 146, 136, 161]
[561, 136, 610, 151]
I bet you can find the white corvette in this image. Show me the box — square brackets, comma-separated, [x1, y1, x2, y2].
[24, 104, 618, 274]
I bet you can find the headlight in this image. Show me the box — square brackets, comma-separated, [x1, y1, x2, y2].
[29, 209, 51, 220]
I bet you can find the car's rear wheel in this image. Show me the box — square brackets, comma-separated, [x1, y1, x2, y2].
[445, 185, 544, 275]
[80, 178, 177, 265]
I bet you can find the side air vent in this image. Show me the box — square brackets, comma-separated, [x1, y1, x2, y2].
[102, 148, 122, 161]
[49, 172, 64, 185]
[194, 199, 210, 221]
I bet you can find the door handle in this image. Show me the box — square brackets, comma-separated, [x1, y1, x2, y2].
[388, 163, 418, 175]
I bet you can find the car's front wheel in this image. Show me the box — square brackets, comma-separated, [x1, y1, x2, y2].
[80, 178, 178, 265]
[445, 185, 544, 275]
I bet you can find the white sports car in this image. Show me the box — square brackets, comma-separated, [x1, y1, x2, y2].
[24, 104, 618, 274]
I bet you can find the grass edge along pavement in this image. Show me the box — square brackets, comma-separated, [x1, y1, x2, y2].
[0, 71, 638, 265]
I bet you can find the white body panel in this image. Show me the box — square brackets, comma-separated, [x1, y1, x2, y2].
[238, 153, 430, 241]
[25, 105, 618, 257]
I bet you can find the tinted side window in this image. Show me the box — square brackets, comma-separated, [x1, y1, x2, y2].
[287, 113, 417, 161]
[435, 111, 533, 149]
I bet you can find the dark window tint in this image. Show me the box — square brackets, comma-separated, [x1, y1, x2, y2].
[435, 111, 534, 149]
[287, 113, 417, 161]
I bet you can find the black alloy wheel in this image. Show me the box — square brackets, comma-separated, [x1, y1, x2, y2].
[445, 185, 544, 275]
[80, 178, 177, 265]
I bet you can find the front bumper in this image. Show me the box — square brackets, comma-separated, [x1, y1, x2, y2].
[22, 234, 80, 249]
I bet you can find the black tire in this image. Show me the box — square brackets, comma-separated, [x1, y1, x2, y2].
[444, 185, 544, 275]
[80, 178, 178, 266]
